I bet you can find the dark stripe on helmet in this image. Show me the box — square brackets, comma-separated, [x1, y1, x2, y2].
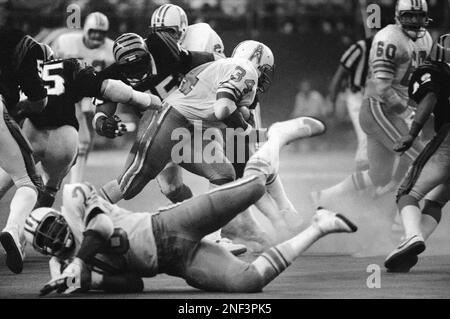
[117, 48, 147, 61]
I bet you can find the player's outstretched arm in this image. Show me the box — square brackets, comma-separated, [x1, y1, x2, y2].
[394, 92, 436, 153]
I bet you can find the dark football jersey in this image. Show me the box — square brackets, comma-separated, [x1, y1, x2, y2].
[0, 28, 47, 109]
[409, 61, 450, 132]
[26, 59, 99, 130]
[97, 30, 215, 100]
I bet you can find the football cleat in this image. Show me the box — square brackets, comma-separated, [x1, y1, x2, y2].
[216, 237, 247, 256]
[268, 117, 326, 147]
[312, 208, 358, 235]
[384, 234, 425, 272]
[0, 227, 25, 274]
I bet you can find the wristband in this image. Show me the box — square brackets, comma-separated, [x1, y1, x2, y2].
[92, 112, 107, 129]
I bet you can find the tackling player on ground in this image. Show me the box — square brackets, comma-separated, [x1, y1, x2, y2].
[385, 34, 450, 272]
[24, 115, 357, 295]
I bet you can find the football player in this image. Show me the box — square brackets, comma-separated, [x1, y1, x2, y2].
[313, 0, 432, 208]
[385, 34, 450, 272]
[25, 116, 354, 295]
[149, 3, 225, 206]
[0, 28, 48, 274]
[0, 46, 161, 274]
[51, 12, 115, 184]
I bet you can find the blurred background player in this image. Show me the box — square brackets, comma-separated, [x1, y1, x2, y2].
[385, 34, 450, 272]
[0, 28, 48, 274]
[328, 32, 374, 171]
[51, 12, 114, 183]
[312, 0, 432, 211]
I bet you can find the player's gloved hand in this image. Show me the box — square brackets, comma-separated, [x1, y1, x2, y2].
[94, 113, 127, 138]
[393, 134, 415, 153]
[40, 257, 91, 296]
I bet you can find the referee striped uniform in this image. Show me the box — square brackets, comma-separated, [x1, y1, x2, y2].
[340, 38, 372, 92]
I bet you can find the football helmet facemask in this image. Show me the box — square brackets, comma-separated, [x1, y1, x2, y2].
[83, 12, 109, 49]
[24, 208, 74, 258]
[113, 33, 153, 87]
[232, 40, 275, 93]
[150, 4, 188, 43]
[395, 0, 430, 40]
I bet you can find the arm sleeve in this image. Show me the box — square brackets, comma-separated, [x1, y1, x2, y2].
[17, 46, 47, 101]
[409, 66, 441, 104]
[340, 43, 362, 71]
[217, 62, 257, 106]
[370, 35, 399, 80]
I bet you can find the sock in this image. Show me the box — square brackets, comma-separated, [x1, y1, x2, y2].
[35, 186, 58, 208]
[6, 186, 38, 238]
[70, 148, 88, 183]
[266, 175, 294, 210]
[252, 224, 322, 285]
[100, 180, 123, 204]
[421, 200, 442, 240]
[320, 170, 372, 201]
[398, 196, 422, 239]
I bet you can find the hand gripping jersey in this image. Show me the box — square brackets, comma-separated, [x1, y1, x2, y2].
[409, 61, 450, 132]
[165, 57, 258, 128]
[61, 183, 159, 277]
[365, 24, 432, 103]
[98, 31, 215, 100]
[181, 23, 225, 58]
[0, 28, 47, 109]
[52, 31, 114, 72]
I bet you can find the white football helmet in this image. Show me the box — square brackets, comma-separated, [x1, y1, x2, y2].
[83, 12, 110, 49]
[395, 0, 430, 40]
[150, 4, 188, 43]
[232, 40, 275, 93]
[24, 208, 74, 257]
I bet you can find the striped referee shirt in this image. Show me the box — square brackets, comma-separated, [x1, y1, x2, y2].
[340, 38, 372, 93]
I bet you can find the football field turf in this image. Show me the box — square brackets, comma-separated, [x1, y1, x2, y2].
[1, 149, 450, 299]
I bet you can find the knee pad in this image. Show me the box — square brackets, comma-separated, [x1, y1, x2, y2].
[422, 200, 443, 224]
[397, 194, 420, 211]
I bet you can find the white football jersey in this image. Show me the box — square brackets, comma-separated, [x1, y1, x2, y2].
[61, 184, 159, 277]
[165, 57, 258, 128]
[181, 23, 225, 58]
[52, 31, 115, 71]
[365, 24, 432, 103]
